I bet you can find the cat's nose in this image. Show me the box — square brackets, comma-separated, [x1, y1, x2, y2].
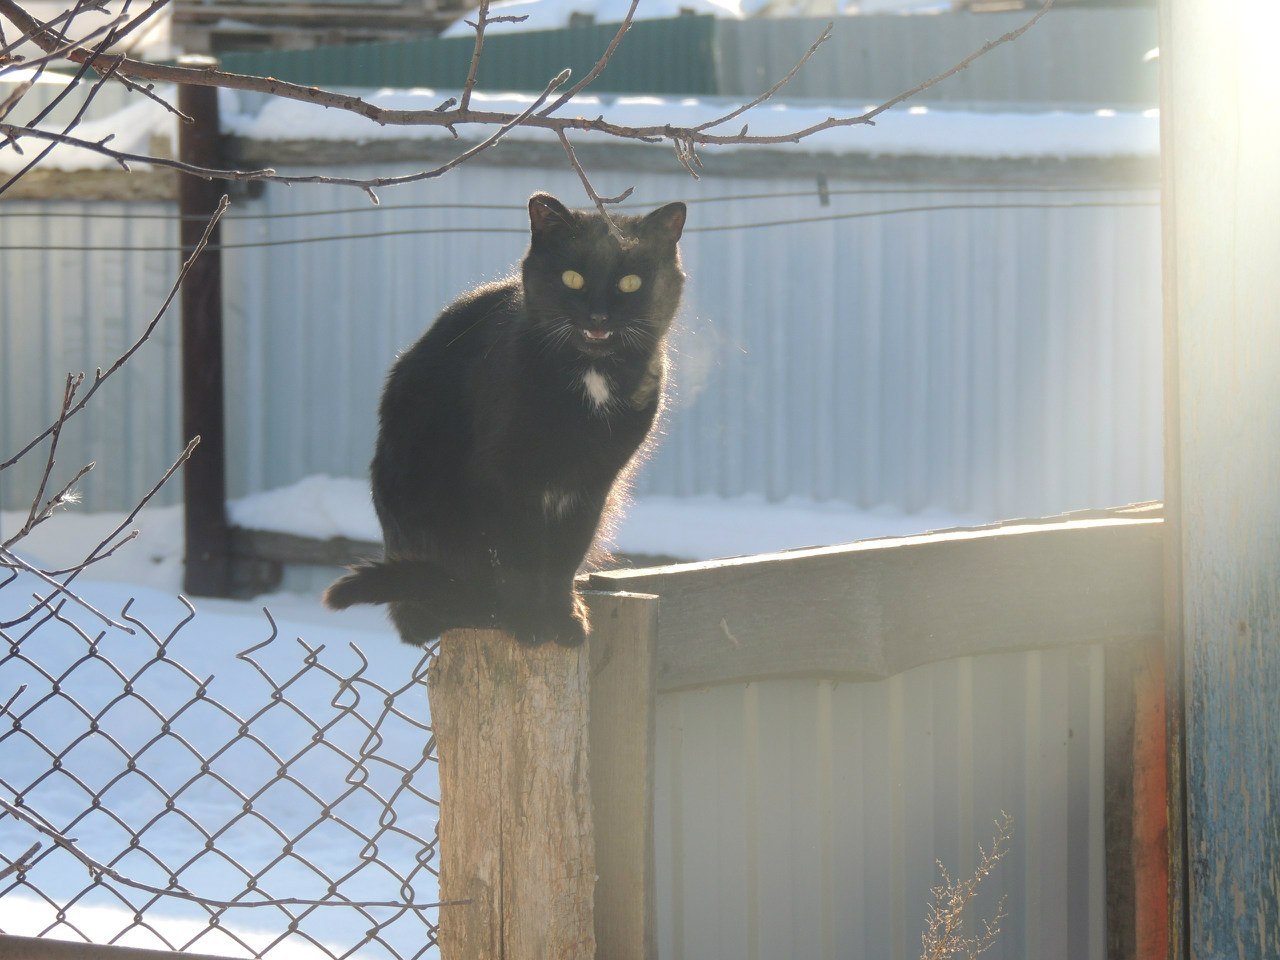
[588, 312, 609, 328]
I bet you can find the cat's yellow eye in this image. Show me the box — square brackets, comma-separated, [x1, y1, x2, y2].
[562, 270, 585, 290]
[618, 274, 643, 293]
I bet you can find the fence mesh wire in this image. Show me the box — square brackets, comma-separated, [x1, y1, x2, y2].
[0, 578, 441, 959]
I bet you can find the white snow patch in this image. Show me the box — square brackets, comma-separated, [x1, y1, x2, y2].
[220, 473, 993, 562]
[227, 474, 380, 542]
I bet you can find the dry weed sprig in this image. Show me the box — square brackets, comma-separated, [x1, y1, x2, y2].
[920, 812, 1013, 960]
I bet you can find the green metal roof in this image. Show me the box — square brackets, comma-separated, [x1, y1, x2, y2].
[219, 16, 720, 96]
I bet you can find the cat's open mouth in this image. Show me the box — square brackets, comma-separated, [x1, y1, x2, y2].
[582, 329, 612, 341]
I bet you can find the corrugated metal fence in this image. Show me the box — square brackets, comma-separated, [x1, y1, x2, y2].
[0, 165, 1162, 520]
[656, 646, 1106, 960]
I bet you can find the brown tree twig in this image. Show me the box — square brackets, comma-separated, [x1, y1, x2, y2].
[692, 20, 832, 135]
[0, 9, 124, 75]
[458, 0, 490, 113]
[0, 436, 197, 632]
[557, 127, 632, 239]
[0, 545, 136, 633]
[0, 0, 108, 58]
[0, 842, 41, 882]
[0, 195, 230, 470]
[2, 372, 89, 550]
[538, 0, 639, 118]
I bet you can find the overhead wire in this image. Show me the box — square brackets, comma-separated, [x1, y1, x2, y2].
[0, 195, 1159, 253]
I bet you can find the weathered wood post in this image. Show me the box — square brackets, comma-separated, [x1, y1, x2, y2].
[429, 591, 659, 960]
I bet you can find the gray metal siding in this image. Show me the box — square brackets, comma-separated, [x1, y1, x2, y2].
[655, 646, 1107, 960]
[1, 166, 1162, 522]
[0, 202, 182, 513]
[214, 165, 1162, 520]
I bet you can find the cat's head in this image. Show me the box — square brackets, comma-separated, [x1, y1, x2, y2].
[521, 193, 686, 361]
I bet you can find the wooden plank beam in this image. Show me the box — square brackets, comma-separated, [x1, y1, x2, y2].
[589, 515, 1164, 691]
[586, 591, 660, 960]
[0, 936, 238, 960]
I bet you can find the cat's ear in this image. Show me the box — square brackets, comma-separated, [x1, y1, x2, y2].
[528, 193, 575, 241]
[640, 202, 687, 246]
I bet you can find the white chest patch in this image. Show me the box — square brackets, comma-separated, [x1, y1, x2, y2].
[542, 490, 578, 520]
[582, 368, 612, 409]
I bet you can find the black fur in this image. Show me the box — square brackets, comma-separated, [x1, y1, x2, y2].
[324, 193, 687, 646]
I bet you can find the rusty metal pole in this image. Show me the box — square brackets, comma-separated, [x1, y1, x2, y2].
[177, 56, 231, 597]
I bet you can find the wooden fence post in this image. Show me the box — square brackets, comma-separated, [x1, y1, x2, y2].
[177, 55, 231, 598]
[429, 590, 660, 960]
[430, 629, 597, 959]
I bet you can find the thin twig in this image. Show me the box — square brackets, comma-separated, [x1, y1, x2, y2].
[0, 196, 230, 470]
[0, 76, 31, 120]
[0, 437, 197, 632]
[245, 66, 574, 199]
[861, 1, 1055, 127]
[556, 127, 633, 241]
[0, 546, 136, 632]
[538, 0, 639, 117]
[0, 842, 41, 882]
[0, 51, 124, 196]
[692, 21, 833, 134]
[19, 372, 82, 536]
[0, 118, 275, 177]
[458, 0, 489, 113]
[0, 11, 124, 78]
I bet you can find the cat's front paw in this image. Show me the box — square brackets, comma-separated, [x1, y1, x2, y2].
[550, 614, 587, 648]
[513, 626, 553, 647]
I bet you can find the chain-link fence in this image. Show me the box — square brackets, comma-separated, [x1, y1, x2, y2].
[0, 575, 442, 960]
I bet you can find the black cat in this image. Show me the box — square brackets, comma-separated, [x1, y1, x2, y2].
[324, 193, 687, 647]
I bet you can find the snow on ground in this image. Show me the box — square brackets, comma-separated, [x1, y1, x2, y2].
[2, 480, 990, 954]
[220, 473, 994, 561]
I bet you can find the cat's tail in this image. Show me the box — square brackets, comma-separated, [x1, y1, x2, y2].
[323, 559, 466, 609]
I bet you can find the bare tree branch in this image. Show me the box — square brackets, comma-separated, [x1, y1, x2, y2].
[0, 0, 1057, 160]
